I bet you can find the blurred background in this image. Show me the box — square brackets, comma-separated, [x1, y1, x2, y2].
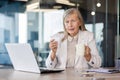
[0, 0, 119, 67]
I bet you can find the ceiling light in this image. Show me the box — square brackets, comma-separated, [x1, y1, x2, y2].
[91, 11, 95, 16]
[96, 2, 101, 7]
[56, 0, 75, 6]
[27, 2, 39, 10]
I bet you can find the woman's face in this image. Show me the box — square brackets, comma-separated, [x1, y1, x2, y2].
[64, 13, 81, 37]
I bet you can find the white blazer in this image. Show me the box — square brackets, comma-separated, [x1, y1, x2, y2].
[46, 30, 101, 69]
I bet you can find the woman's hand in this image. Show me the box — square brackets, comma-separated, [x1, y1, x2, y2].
[49, 39, 58, 61]
[49, 39, 58, 53]
[84, 46, 91, 62]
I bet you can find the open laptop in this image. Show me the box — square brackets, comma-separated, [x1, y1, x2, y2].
[5, 43, 64, 73]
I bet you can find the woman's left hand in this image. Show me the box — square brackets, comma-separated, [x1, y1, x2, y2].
[84, 46, 91, 61]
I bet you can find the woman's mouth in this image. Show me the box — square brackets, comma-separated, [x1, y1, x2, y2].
[69, 28, 74, 31]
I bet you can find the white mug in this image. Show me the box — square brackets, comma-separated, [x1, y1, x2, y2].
[76, 43, 85, 56]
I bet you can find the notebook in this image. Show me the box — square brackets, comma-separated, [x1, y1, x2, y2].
[5, 43, 64, 73]
[86, 68, 120, 74]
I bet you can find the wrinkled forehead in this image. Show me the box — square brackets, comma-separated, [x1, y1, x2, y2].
[63, 10, 80, 20]
[64, 13, 79, 21]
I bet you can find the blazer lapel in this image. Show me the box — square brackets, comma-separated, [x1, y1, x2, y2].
[75, 30, 84, 64]
[60, 39, 67, 68]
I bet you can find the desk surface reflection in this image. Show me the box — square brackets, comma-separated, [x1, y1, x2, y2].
[0, 67, 120, 80]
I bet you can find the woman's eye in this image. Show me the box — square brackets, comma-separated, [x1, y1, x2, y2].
[65, 21, 69, 23]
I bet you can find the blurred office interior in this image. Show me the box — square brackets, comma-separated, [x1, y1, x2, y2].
[0, 0, 119, 67]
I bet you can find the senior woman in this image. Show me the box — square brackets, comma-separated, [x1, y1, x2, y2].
[46, 8, 101, 70]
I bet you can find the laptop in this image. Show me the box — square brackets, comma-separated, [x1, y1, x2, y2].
[5, 43, 64, 73]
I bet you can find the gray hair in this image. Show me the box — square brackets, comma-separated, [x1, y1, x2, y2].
[63, 8, 86, 31]
[62, 8, 86, 41]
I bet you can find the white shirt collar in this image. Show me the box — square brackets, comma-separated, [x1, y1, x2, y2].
[68, 33, 78, 42]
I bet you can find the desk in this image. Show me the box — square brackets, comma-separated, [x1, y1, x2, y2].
[0, 68, 120, 80]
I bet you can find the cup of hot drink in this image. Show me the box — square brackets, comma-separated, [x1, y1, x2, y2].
[76, 43, 85, 56]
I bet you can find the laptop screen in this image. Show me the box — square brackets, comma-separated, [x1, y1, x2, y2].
[5, 43, 40, 73]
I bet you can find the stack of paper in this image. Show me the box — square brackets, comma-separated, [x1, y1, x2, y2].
[87, 68, 120, 74]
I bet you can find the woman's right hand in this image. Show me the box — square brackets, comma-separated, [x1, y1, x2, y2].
[49, 39, 58, 61]
[49, 39, 58, 53]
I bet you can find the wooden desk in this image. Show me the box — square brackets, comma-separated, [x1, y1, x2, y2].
[0, 68, 120, 80]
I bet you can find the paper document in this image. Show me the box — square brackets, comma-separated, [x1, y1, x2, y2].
[87, 68, 120, 74]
